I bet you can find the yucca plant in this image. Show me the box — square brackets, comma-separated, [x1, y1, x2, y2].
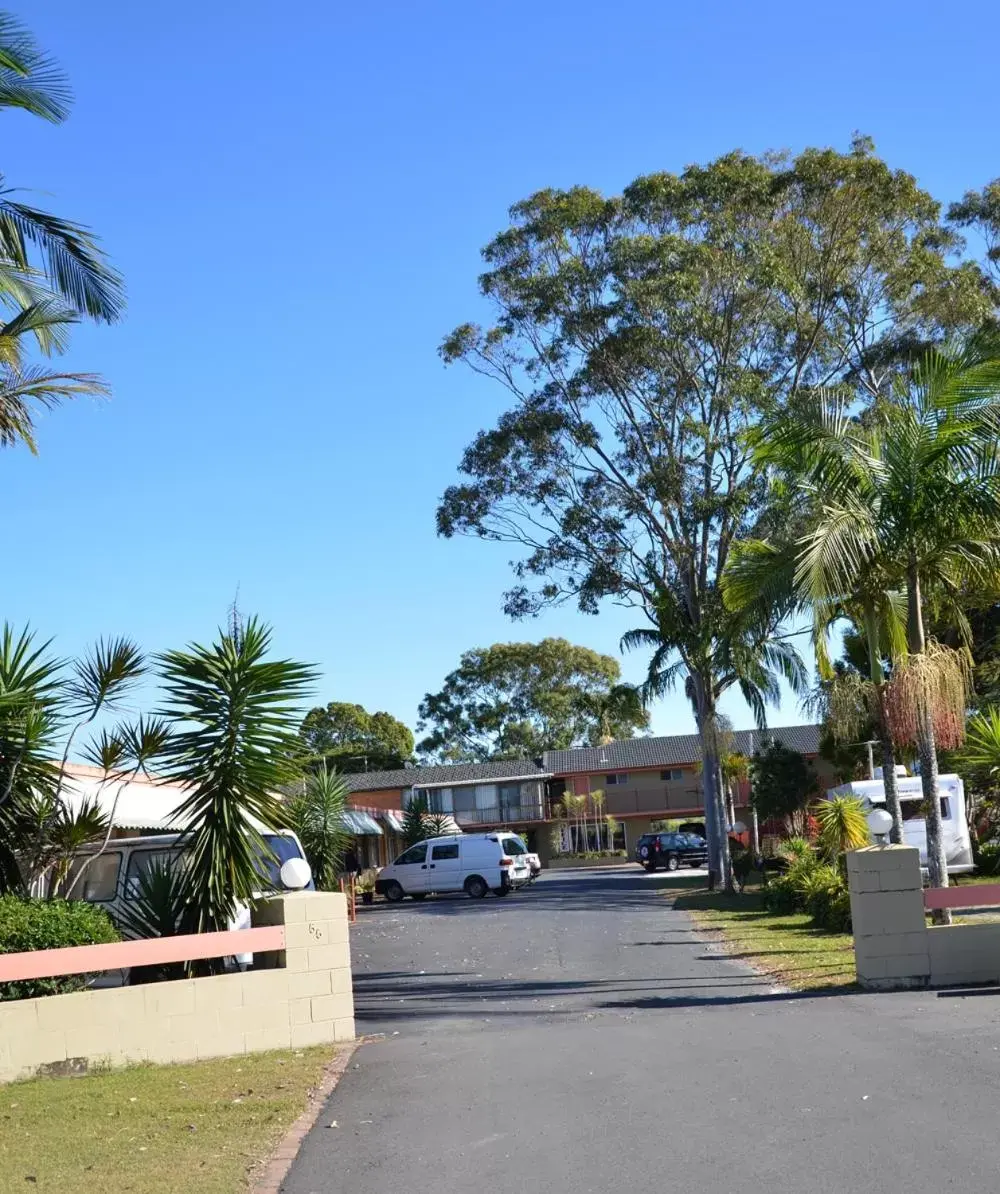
[156, 617, 315, 941]
[115, 858, 188, 985]
[287, 763, 353, 890]
[815, 795, 871, 862]
[402, 792, 430, 847]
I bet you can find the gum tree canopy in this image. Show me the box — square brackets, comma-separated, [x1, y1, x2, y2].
[437, 138, 988, 886]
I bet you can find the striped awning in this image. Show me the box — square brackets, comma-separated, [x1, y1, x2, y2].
[341, 810, 383, 835]
[379, 811, 405, 832]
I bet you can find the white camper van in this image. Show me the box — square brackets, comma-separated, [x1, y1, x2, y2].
[828, 774, 973, 875]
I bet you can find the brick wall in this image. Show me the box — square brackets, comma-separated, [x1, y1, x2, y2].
[0, 891, 354, 1085]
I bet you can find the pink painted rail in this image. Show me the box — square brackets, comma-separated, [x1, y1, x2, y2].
[0, 924, 285, 983]
[924, 884, 1000, 912]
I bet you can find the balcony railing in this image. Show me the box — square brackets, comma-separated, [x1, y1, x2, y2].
[452, 803, 549, 826]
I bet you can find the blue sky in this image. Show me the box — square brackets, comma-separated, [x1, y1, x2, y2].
[5, 0, 999, 743]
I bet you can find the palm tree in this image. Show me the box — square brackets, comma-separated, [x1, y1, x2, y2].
[727, 538, 910, 845]
[287, 764, 353, 890]
[590, 789, 606, 850]
[750, 346, 1000, 894]
[623, 581, 807, 891]
[157, 617, 315, 940]
[0, 14, 123, 456]
[0, 624, 144, 892]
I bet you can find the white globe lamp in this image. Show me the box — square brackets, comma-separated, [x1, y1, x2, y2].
[280, 857, 313, 890]
[866, 807, 893, 845]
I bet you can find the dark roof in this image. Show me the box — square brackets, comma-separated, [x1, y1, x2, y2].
[341, 758, 549, 794]
[542, 724, 821, 775]
[340, 724, 822, 791]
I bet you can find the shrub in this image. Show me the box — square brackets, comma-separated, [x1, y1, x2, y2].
[977, 841, 1000, 876]
[0, 896, 119, 1001]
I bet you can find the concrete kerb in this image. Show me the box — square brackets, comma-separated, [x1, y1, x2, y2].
[250, 1040, 359, 1194]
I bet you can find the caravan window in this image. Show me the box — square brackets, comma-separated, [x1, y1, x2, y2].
[899, 798, 951, 821]
[65, 851, 121, 902]
[125, 849, 178, 896]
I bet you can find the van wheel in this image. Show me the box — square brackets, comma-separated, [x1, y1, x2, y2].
[464, 875, 488, 899]
[384, 881, 404, 902]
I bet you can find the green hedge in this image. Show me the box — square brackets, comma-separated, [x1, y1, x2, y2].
[0, 896, 119, 1001]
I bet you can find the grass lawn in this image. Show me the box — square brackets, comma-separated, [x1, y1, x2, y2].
[0, 1047, 338, 1193]
[662, 875, 857, 992]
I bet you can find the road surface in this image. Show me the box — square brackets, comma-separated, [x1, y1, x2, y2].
[283, 866, 1000, 1194]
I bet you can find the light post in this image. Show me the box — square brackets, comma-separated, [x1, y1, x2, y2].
[867, 807, 893, 845]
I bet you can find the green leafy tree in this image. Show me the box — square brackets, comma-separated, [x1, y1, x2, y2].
[157, 617, 315, 939]
[417, 638, 648, 762]
[749, 741, 818, 835]
[436, 138, 984, 884]
[287, 763, 353, 890]
[299, 701, 413, 772]
[744, 347, 1000, 899]
[0, 14, 123, 456]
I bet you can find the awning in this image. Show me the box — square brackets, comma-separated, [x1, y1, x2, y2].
[342, 810, 383, 835]
[379, 811, 405, 832]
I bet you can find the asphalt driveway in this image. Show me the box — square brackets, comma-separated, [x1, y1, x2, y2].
[283, 866, 1000, 1194]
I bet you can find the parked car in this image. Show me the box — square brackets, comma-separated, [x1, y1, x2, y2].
[375, 832, 532, 900]
[635, 831, 708, 872]
[524, 851, 542, 880]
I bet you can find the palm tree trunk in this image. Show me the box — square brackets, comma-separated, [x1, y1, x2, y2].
[862, 603, 905, 846]
[907, 561, 950, 923]
[879, 733, 904, 846]
[695, 684, 733, 892]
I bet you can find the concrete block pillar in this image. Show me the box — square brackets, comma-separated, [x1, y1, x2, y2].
[253, 891, 355, 1043]
[846, 845, 929, 990]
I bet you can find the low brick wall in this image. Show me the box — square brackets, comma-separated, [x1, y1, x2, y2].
[0, 891, 354, 1085]
[848, 846, 1000, 990]
[548, 856, 630, 870]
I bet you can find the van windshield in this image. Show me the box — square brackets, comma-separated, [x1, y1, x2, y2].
[256, 834, 312, 890]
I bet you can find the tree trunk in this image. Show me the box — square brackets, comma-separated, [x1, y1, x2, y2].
[879, 734, 905, 846]
[907, 561, 950, 923]
[863, 604, 905, 847]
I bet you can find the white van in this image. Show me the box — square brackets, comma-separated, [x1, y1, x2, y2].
[63, 829, 314, 945]
[828, 774, 974, 875]
[375, 833, 532, 901]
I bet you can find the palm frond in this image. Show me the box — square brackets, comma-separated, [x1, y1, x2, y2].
[0, 13, 71, 122]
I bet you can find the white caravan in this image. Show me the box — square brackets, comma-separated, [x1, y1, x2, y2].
[828, 774, 973, 875]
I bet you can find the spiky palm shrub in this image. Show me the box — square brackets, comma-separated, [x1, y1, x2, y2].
[157, 617, 314, 940]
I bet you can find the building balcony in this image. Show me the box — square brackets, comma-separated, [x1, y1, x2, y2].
[452, 803, 550, 827]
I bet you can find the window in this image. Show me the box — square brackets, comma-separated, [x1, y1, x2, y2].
[501, 836, 527, 855]
[898, 799, 951, 821]
[660, 769, 684, 782]
[452, 786, 476, 812]
[256, 834, 312, 890]
[605, 773, 629, 786]
[64, 852, 121, 903]
[431, 843, 459, 860]
[395, 843, 427, 865]
[125, 849, 179, 896]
